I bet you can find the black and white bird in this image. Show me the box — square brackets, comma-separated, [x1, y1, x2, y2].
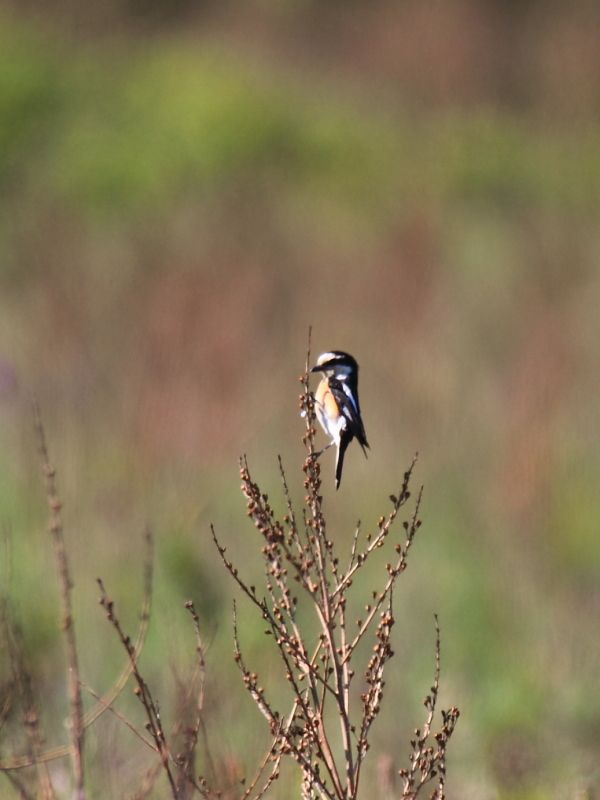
[310, 350, 369, 489]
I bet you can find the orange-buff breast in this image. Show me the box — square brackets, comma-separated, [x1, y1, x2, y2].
[315, 380, 340, 420]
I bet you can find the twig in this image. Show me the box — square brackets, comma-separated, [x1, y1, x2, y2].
[97, 578, 178, 798]
[83, 527, 154, 728]
[399, 616, 460, 799]
[79, 682, 157, 753]
[0, 530, 153, 771]
[0, 526, 55, 798]
[342, 487, 423, 663]
[232, 603, 337, 800]
[32, 401, 85, 799]
[176, 600, 209, 797]
[0, 599, 56, 799]
[213, 332, 459, 800]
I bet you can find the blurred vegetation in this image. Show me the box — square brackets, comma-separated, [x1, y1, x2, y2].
[1, 1, 600, 797]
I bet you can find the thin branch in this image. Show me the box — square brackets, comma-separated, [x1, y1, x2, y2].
[79, 682, 157, 753]
[332, 457, 418, 605]
[343, 487, 423, 663]
[232, 603, 338, 800]
[0, 526, 56, 798]
[0, 600, 56, 799]
[240, 719, 289, 800]
[177, 600, 209, 796]
[33, 401, 85, 799]
[97, 578, 178, 798]
[399, 617, 460, 799]
[213, 334, 458, 800]
[83, 527, 154, 728]
[0, 558, 152, 771]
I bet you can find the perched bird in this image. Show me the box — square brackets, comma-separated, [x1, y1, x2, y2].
[310, 350, 369, 489]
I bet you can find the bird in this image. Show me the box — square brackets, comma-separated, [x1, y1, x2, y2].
[310, 350, 369, 489]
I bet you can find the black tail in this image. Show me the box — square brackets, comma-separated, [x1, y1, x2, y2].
[335, 435, 351, 490]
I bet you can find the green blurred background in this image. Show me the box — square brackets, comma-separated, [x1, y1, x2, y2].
[1, 0, 600, 797]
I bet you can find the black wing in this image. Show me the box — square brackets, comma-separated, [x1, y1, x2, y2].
[329, 378, 369, 453]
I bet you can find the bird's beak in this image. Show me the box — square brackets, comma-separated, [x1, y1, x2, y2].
[310, 365, 323, 373]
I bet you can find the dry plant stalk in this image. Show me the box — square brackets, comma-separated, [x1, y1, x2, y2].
[32, 402, 85, 800]
[1, 409, 212, 799]
[212, 344, 459, 800]
[0, 529, 153, 774]
[96, 584, 213, 800]
[0, 556, 55, 800]
[398, 617, 459, 799]
[0, 410, 153, 800]
[173, 601, 208, 799]
[97, 577, 179, 797]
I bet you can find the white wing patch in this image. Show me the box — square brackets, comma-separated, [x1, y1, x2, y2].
[341, 381, 358, 413]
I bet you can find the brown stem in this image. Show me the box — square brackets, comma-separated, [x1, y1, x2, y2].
[33, 402, 85, 799]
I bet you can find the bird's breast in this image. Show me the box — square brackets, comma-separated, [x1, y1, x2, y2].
[314, 379, 345, 443]
[315, 380, 341, 420]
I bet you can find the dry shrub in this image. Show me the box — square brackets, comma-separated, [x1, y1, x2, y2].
[212, 341, 459, 800]
[0, 347, 458, 799]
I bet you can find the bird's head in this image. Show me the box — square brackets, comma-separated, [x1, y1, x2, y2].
[311, 351, 358, 379]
